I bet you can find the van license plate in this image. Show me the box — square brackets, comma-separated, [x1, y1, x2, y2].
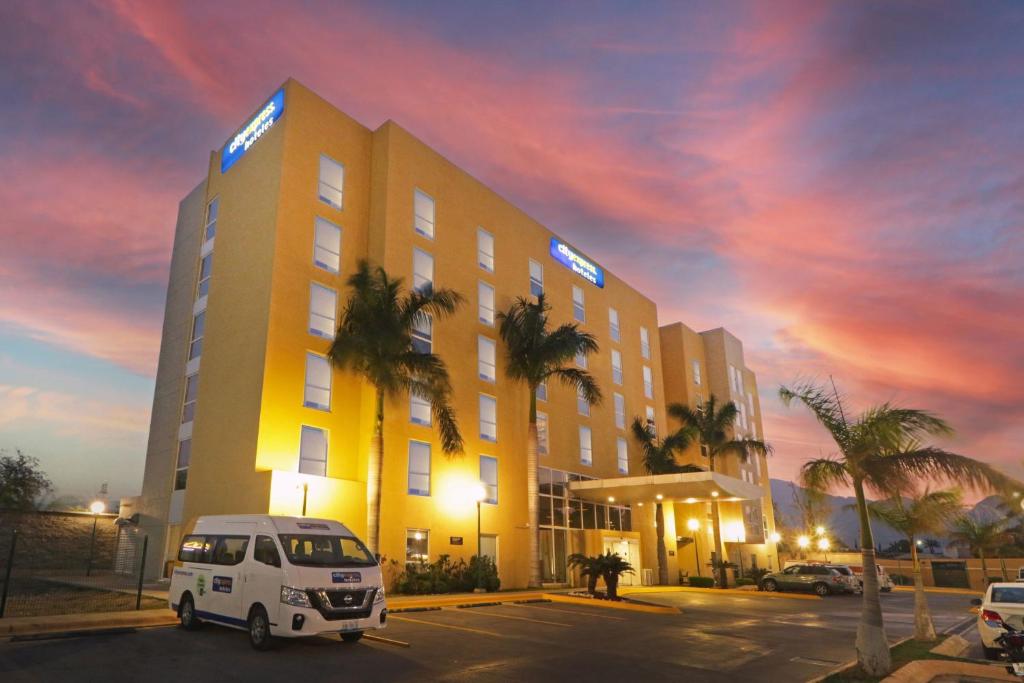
[338, 621, 359, 632]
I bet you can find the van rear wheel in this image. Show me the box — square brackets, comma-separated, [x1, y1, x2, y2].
[179, 594, 201, 631]
[248, 605, 273, 651]
[340, 631, 364, 643]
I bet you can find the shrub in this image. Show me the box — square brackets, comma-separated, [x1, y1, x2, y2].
[688, 576, 715, 588]
[890, 573, 912, 586]
[747, 567, 770, 583]
[390, 554, 500, 595]
[735, 578, 755, 587]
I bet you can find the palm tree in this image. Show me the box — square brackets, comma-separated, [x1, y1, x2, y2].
[497, 294, 601, 588]
[567, 553, 602, 595]
[780, 379, 1013, 676]
[866, 489, 963, 640]
[630, 417, 702, 585]
[949, 516, 1010, 587]
[668, 396, 771, 588]
[329, 260, 464, 554]
[598, 551, 635, 600]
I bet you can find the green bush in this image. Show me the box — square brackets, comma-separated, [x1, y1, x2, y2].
[392, 554, 500, 595]
[734, 578, 755, 587]
[688, 576, 715, 588]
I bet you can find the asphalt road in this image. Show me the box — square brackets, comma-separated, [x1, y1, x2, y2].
[0, 591, 979, 682]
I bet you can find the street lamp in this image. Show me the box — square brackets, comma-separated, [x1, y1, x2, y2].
[769, 532, 781, 570]
[797, 535, 810, 559]
[86, 501, 105, 577]
[815, 525, 826, 537]
[687, 518, 702, 577]
[817, 537, 830, 562]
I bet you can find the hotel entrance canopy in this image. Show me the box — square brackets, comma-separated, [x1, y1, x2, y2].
[567, 471, 764, 505]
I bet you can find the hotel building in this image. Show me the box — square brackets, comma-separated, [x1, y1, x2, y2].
[123, 80, 778, 587]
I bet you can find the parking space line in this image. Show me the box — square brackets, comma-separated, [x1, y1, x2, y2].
[363, 633, 411, 648]
[389, 614, 504, 637]
[454, 607, 571, 627]
[509, 603, 627, 621]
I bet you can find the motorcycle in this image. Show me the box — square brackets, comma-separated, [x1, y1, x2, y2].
[996, 622, 1024, 677]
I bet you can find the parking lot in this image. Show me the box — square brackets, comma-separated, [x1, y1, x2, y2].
[0, 590, 979, 682]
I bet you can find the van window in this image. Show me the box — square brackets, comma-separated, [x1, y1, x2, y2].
[178, 535, 214, 563]
[254, 535, 281, 567]
[278, 534, 376, 568]
[211, 536, 250, 566]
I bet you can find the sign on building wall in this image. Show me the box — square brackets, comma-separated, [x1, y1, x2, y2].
[550, 238, 605, 288]
[220, 88, 285, 173]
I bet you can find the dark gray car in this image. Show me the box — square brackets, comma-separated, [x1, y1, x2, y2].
[759, 563, 854, 596]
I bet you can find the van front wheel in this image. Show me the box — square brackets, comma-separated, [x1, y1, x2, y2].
[248, 605, 273, 651]
[179, 594, 201, 631]
[340, 631, 364, 643]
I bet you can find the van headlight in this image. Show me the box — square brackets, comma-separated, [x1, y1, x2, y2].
[374, 586, 386, 604]
[281, 586, 312, 608]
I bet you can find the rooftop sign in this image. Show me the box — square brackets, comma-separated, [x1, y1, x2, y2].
[220, 88, 285, 173]
[550, 238, 604, 288]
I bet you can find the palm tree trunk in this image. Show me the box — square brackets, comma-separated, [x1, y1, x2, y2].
[853, 477, 891, 676]
[1000, 553, 1008, 582]
[910, 536, 936, 641]
[708, 453, 727, 588]
[655, 502, 668, 585]
[366, 390, 385, 556]
[979, 550, 988, 589]
[527, 391, 542, 588]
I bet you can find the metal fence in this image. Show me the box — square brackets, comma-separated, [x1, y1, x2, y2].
[0, 526, 156, 618]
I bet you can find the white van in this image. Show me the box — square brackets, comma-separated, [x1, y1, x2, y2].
[169, 515, 386, 650]
[849, 563, 895, 593]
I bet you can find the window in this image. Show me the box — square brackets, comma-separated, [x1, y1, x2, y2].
[609, 308, 620, 342]
[412, 314, 432, 354]
[536, 380, 547, 402]
[617, 437, 628, 475]
[529, 259, 543, 297]
[414, 189, 434, 238]
[579, 426, 592, 466]
[646, 406, 656, 436]
[738, 402, 747, 431]
[254, 535, 281, 567]
[204, 198, 218, 241]
[413, 248, 434, 293]
[643, 365, 653, 399]
[314, 217, 341, 273]
[181, 374, 199, 424]
[575, 350, 587, 369]
[303, 353, 331, 411]
[212, 536, 250, 566]
[197, 254, 213, 298]
[577, 387, 590, 416]
[611, 349, 622, 385]
[572, 285, 585, 322]
[479, 394, 497, 442]
[178, 535, 213, 563]
[318, 155, 344, 209]
[747, 391, 755, 414]
[480, 455, 498, 504]
[478, 336, 496, 382]
[188, 312, 205, 360]
[613, 393, 625, 429]
[730, 364, 741, 393]
[410, 393, 431, 426]
[408, 441, 431, 496]
[477, 228, 494, 272]
[299, 426, 328, 476]
[309, 283, 337, 339]
[693, 360, 702, 385]
[640, 327, 650, 359]
[174, 439, 191, 490]
[537, 412, 549, 455]
[478, 281, 495, 326]
[406, 529, 429, 565]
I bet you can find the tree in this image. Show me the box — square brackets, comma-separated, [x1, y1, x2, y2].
[328, 261, 464, 554]
[498, 294, 601, 588]
[598, 551, 634, 600]
[630, 417, 703, 585]
[867, 488, 962, 640]
[780, 378, 1013, 676]
[567, 553, 602, 594]
[0, 449, 53, 510]
[949, 516, 1010, 586]
[668, 396, 771, 588]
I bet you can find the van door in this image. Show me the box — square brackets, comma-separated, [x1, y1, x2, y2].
[206, 535, 249, 625]
[244, 535, 283, 626]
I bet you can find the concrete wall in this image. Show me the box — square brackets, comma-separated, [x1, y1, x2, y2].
[0, 510, 120, 571]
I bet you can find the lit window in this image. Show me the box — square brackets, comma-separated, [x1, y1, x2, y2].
[412, 314, 432, 354]
[408, 440, 431, 496]
[537, 412, 549, 455]
[197, 254, 213, 299]
[410, 393, 431, 426]
[738, 402, 747, 430]
[299, 426, 327, 477]
[572, 285, 585, 323]
[640, 327, 650, 360]
[617, 437, 628, 475]
[646, 406, 656, 436]
[477, 228, 494, 272]
[303, 353, 331, 411]
[529, 259, 543, 297]
[479, 394, 497, 442]
[406, 529, 428, 565]
[611, 349, 622, 385]
[309, 283, 337, 339]
[613, 393, 625, 429]
[577, 387, 590, 416]
[413, 248, 434, 293]
[188, 312, 205, 361]
[609, 308, 620, 342]
[643, 365, 653, 399]
[478, 336, 496, 382]
[575, 350, 587, 369]
[536, 381, 547, 402]
[480, 455, 498, 504]
[204, 198, 218, 241]
[579, 425, 592, 466]
[314, 217, 341, 273]
[478, 281, 495, 326]
[174, 439, 191, 490]
[693, 360, 702, 386]
[730, 364, 741, 393]
[181, 374, 199, 424]
[318, 155, 344, 210]
[414, 189, 435, 238]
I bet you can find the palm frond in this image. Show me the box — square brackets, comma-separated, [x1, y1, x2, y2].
[801, 457, 850, 493]
[863, 447, 1018, 497]
[550, 367, 603, 406]
[779, 380, 849, 446]
[716, 438, 773, 463]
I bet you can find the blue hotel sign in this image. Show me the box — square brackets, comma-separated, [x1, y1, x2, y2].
[220, 88, 285, 173]
[550, 238, 604, 288]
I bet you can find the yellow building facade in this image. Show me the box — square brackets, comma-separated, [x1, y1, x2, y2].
[127, 79, 778, 587]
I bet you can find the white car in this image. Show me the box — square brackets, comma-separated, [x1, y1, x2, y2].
[169, 515, 387, 650]
[848, 563, 895, 592]
[975, 582, 1024, 661]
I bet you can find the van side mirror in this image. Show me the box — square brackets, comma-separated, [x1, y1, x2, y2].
[971, 598, 983, 606]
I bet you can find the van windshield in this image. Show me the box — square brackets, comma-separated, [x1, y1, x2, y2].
[278, 534, 376, 568]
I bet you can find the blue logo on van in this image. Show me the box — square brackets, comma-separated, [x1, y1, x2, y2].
[332, 572, 361, 584]
[212, 576, 233, 593]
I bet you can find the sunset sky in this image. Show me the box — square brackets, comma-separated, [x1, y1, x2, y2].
[1, 1, 1021, 502]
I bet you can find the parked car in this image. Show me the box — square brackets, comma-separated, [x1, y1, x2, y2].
[973, 582, 1024, 660]
[848, 563, 895, 592]
[827, 564, 862, 594]
[760, 563, 856, 596]
[169, 515, 387, 650]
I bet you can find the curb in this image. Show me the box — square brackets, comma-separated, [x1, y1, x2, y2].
[892, 586, 982, 596]
[545, 593, 678, 614]
[619, 586, 822, 601]
[804, 635, 914, 683]
[1, 609, 178, 639]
